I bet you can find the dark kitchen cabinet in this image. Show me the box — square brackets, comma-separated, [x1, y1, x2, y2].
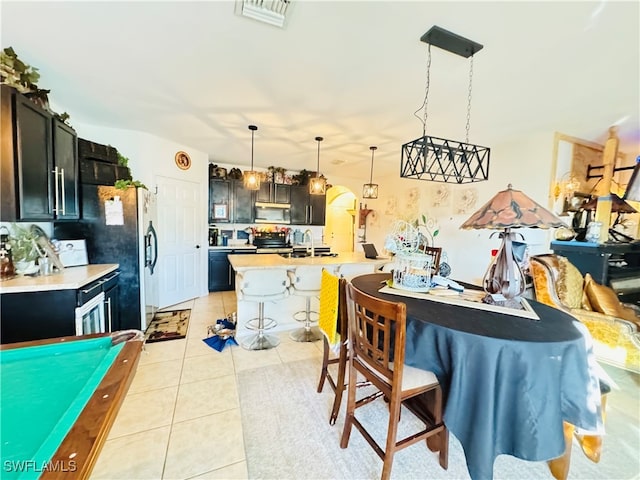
[290, 185, 326, 225]
[309, 191, 326, 225]
[102, 270, 121, 331]
[0, 85, 79, 222]
[209, 249, 233, 291]
[209, 179, 232, 223]
[208, 248, 255, 292]
[233, 181, 254, 223]
[0, 270, 121, 344]
[256, 182, 290, 204]
[0, 289, 77, 344]
[52, 119, 80, 220]
[210, 179, 255, 223]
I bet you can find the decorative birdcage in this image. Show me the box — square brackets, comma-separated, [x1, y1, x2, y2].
[385, 220, 435, 292]
[392, 251, 434, 292]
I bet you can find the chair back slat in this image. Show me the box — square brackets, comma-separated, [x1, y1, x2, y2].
[347, 283, 406, 385]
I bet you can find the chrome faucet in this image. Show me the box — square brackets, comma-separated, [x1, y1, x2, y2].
[303, 229, 315, 257]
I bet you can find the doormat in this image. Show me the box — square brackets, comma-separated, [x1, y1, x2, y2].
[144, 309, 191, 343]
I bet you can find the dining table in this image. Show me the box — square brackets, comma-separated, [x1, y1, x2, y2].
[351, 273, 603, 480]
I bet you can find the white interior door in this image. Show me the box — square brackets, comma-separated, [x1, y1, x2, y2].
[156, 175, 202, 308]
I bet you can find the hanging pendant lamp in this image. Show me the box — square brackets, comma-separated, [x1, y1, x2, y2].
[309, 136, 326, 195]
[243, 125, 260, 190]
[401, 26, 490, 184]
[363, 146, 379, 199]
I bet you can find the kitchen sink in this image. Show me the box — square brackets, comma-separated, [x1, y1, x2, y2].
[279, 252, 337, 258]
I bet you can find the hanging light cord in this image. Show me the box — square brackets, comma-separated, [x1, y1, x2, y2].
[466, 55, 474, 144]
[413, 44, 432, 137]
[249, 124, 257, 169]
[369, 146, 376, 183]
[316, 136, 323, 177]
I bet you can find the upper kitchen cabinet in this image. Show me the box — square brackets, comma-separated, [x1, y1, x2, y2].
[209, 178, 255, 223]
[233, 181, 254, 223]
[0, 86, 79, 222]
[52, 119, 79, 219]
[209, 179, 232, 223]
[256, 182, 290, 204]
[290, 185, 326, 225]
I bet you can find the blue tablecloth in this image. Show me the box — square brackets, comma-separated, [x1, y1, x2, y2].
[351, 273, 602, 480]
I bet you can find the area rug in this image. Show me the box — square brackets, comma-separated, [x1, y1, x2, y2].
[237, 358, 639, 480]
[144, 309, 190, 343]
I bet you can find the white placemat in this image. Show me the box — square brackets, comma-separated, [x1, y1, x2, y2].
[379, 285, 540, 320]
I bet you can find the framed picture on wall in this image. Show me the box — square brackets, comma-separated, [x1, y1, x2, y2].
[213, 204, 228, 220]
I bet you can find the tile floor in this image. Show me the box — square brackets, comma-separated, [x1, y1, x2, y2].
[91, 291, 640, 480]
[91, 290, 324, 480]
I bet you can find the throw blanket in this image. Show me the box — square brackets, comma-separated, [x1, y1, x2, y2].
[318, 269, 339, 345]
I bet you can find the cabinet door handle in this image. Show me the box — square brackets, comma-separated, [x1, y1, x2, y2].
[228, 265, 232, 284]
[106, 297, 112, 331]
[52, 167, 60, 214]
[59, 167, 66, 215]
[103, 271, 120, 282]
[82, 282, 102, 295]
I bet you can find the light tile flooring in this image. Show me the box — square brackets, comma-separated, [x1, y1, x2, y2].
[91, 291, 324, 480]
[91, 291, 640, 480]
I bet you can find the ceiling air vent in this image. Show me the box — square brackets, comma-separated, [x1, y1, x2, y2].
[236, 0, 292, 28]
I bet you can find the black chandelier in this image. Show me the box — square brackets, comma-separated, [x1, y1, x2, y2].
[401, 26, 490, 184]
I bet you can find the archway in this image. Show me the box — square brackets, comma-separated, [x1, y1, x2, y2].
[325, 186, 357, 252]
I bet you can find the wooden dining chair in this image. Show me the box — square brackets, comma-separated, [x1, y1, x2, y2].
[422, 246, 442, 274]
[340, 283, 448, 480]
[316, 271, 350, 425]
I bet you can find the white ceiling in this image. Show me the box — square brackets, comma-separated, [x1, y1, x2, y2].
[2, 1, 639, 181]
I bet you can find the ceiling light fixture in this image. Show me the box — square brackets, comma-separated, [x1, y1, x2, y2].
[363, 146, 379, 199]
[309, 136, 326, 195]
[236, 0, 292, 28]
[401, 25, 490, 184]
[243, 125, 260, 190]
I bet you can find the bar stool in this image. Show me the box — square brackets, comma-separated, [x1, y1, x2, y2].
[288, 265, 323, 342]
[236, 269, 290, 350]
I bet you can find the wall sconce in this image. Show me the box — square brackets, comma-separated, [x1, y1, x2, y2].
[401, 25, 490, 184]
[243, 125, 260, 190]
[362, 146, 379, 199]
[309, 136, 326, 195]
[553, 172, 581, 201]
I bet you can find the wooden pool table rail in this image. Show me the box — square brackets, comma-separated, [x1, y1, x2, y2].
[1, 331, 144, 480]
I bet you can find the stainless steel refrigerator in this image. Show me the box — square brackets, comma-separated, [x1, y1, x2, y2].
[54, 185, 158, 331]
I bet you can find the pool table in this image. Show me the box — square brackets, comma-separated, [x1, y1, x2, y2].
[1, 331, 144, 480]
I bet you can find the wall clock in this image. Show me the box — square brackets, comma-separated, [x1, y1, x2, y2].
[175, 151, 191, 170]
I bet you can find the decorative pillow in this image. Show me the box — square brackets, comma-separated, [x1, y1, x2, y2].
[530, 260, 556, 307]
[556, 256, 584, 309]
[584, 273, 627, 318]
[581, 289, 593, 310]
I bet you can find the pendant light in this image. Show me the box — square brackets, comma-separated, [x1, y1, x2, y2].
[401, 25, 490, 184]
[243, 125, 260, 190]
[309, 136, 326, 195]
[362, 146, 379, 199]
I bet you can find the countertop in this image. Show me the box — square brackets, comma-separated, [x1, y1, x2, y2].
[0, 264, 119, 294]
[227, 252, 390, 270]
[208, 244, 332, 251]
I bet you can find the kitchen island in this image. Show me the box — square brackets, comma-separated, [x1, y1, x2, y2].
[228, 252, 390, 335]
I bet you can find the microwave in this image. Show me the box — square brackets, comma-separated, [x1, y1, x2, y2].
[255, 202, 291, 224]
